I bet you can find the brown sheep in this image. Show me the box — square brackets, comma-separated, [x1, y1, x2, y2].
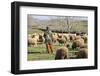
[38, 34, 45, 43]
[80, 44, 88, 48]
[81, 35, 88, 43]
[55, 47, 69, 60]
[77, 48, 88, 58]
[75, 35, 81, 40]
[57, 33, 67, 45]
[57, 37, 66, 45]
[69, 34, 76, 41]
[72, 38, 84, 49]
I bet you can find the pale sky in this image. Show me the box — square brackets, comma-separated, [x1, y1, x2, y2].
[31, 15, 88, 21]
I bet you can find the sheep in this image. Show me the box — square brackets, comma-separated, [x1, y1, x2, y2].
[63, 33, 70, 42]
[55, 47, 69, 60]
[28, 34, 32, 38]
[80, 44, 88, 48]
[38, 34, 45, 44]
[28, 33, 39, 47]
[57, 37, 66, 45]
[72, 38, 85, 49]
[75, 35, 81, 40]
[81, 34, 88, 43]
[28, 37, 37, 47]
[52, 33, 58, 43]
[69, 34, 76, 41]
[57, 33, 62, 38]
[76, 48, 88, 58]
[57, 33, 67, 45]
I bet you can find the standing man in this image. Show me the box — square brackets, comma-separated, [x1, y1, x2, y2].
[44, 26, 53, 54]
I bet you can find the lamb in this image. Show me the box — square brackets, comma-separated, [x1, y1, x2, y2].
[55, 47, 69, 60]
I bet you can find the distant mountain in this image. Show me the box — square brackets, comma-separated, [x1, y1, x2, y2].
[28, 15, 49, 28]
[28, 15, 39, 26]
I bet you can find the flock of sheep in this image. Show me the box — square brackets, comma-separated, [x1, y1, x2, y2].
[28, 32, 88, 59]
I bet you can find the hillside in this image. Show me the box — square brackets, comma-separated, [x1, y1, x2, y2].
[28, 15, 88, 33]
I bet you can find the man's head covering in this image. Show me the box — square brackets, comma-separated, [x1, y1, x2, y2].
[46, 26, 50, 31]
